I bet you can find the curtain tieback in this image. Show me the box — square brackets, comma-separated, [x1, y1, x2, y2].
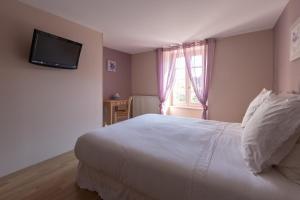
[202, 104, 208, 111]
[159, 103, 163, 109]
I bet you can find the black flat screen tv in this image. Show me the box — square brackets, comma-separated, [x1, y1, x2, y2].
[29, 29, 82, 69]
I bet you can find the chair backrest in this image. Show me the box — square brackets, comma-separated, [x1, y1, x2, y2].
[127, 96, 133, 118]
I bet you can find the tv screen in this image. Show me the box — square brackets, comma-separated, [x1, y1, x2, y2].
[29, 29, 82, 69]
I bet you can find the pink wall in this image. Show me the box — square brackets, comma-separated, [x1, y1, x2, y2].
[0, 0, 103, 177]
[274, 0, 300, 92]
[209, 30, 274, 122]
[103, 47, 131, 100]
[131, 30, 274, 122]
[131, 51, 158, 96]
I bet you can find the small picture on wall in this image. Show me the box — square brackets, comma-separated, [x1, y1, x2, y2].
[107, 60, 117, 72]
[290, 17, 300, 61]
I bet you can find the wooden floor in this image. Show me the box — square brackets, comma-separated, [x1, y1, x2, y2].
[0, 151, 100, 200]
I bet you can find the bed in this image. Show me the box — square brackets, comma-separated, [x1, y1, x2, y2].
[74, 114, 300, 200]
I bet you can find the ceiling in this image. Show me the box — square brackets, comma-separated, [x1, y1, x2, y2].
[20, 0, 289, 54]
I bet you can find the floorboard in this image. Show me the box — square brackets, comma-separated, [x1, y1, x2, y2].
[0, 151, 100, 200]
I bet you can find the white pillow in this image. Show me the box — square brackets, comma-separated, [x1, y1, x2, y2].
[241, 88, 272, 128]
[241, 94, 300, 173]
[268, 130, 300, 166]
[269, 94, 300, 166]
[277, 140, 300, 185]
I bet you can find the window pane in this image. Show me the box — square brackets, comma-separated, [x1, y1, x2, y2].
[192, 67, 202, 78]
[173, 57, 186, 105]
[190, 55, 202, 105]
[190, 87, 200, 104]
[172, 56, 203, 106]
[173, 68, 186, 105]
[175, 57, 185, 69]
[191, 55, 203, 67]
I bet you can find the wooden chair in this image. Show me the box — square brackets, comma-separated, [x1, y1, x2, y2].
[114, 96, 133, 123]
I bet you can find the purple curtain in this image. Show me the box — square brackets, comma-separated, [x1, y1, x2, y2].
[182, 39, 216, 119]
[156, 48, 178, 114]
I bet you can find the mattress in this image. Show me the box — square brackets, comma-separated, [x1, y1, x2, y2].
[75, 114, 300, 200]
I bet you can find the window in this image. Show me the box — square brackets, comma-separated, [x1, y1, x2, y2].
[171, 55, 203, 107]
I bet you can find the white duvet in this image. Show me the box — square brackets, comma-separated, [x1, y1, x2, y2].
[75, 114, 300, 200]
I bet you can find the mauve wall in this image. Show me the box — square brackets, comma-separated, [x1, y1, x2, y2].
[209, 30, 274, 122]
[0, 0, 103, 177]
[274, 0, 300, 92]
[103, 47, 131, 100]
[131, 51, 158, 96]
[131, 30, 273, 122]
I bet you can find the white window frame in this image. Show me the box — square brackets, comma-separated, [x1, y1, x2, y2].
[170, 56, 202, 109]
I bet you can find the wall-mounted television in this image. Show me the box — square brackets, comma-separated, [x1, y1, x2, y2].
[29, 29, 82, 69]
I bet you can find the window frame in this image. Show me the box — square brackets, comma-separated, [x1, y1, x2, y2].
[170, 56, 202, 108]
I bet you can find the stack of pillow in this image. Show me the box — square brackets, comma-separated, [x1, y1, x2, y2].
[241, 88, 300, 184]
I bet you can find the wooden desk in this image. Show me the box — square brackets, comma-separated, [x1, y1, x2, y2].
[103, 99, 128, 125]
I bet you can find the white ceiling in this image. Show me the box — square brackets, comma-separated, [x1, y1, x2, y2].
[20, 0, 289, 54]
